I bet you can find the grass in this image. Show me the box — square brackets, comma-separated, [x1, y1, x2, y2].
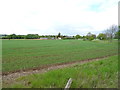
[2, 39, 118, 72]
[8, 55, 118, 88]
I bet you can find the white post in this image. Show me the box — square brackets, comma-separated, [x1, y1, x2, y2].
[64, 78, 72, 90]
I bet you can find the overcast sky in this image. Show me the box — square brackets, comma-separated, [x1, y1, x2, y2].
[0, 0, 118, 36]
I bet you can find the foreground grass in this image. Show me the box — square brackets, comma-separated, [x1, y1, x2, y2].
[2, 40, 118, 72]
[8, 55, 118, 88]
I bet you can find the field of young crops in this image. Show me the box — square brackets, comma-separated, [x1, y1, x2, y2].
[6, 55, 118, 88]
[2, 39, 118, 73]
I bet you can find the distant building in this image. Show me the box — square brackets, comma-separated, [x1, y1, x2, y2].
[51, 37, 55, 40]
[40, 38, 48, 40]
[58, 37, 62, 40]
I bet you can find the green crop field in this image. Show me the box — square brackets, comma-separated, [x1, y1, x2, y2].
[7, 55, 118, 88]
[2, 39, 118, 73]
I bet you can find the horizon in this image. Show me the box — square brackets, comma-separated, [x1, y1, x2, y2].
[0, 32, 102, 36]
[0, 0, 118, 36]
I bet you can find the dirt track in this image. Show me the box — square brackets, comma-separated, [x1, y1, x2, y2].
[2, 54, 116, 86]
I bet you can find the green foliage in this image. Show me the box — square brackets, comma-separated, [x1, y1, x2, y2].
[86, 32, 96, 41]
[75, 35, 81, 39]
[118, 26, 120, 39]
[114, 26, 120, 39]
[25, 34, 39, 39]
[57, 32, 61, 38]
[2, 34, 25, 39]
[91, 34, 96, 39]
[8, 55, 118, 88]
[2, 34, 57, 39]
[82, 36, 86, 38]
[90, 36, 94, 41]
[82, 36, 87, 41]
[2, 40, 117, 72]
[86, 36, 94, 41]
[114, 32, 119, 39]
[103, 25, 118, 41]
[97, 33, 107, 40]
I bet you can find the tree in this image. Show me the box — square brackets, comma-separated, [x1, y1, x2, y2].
[86, 32, 96, 41]
[114, 26, 120, 39]
[75, 34, 81, 39]
[12, 34, 17, 39]
[87, 32, 92, 37]
[91, 34, 96, 39]
[57, 32, 61, 38]
[25, 34, 39, 39]
[7, 34, 16, 39]
[118, 26, 120, 39]
[104, 25, 118, 41]
[82, 36, 86, 38]
[114, 32, 119, 39]
[97, 33, 107, 40]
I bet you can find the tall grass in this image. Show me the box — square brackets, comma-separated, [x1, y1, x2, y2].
[7, 55, 118, 88]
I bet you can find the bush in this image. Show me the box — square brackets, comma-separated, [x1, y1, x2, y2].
[88, 37, 94, 41]
[97, 33, 106, 40]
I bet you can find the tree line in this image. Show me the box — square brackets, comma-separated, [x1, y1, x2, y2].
[1, 25, 119, 41]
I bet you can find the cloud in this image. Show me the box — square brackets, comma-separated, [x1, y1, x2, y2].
[0, 0, 118, 35]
